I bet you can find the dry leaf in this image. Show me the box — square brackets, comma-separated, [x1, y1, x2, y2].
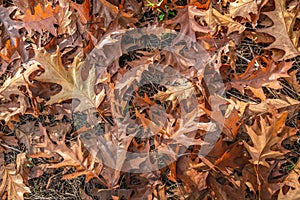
[0, 164, 31, 200]
[30, 48, 105, 112]
[257, 0, 300, 60]
[31, 125, 103, 182]
[278, 159, 300, 199]
[243, 112, 293, 167]
[229, 0, 258, 21]
[23, 3, 60, 35]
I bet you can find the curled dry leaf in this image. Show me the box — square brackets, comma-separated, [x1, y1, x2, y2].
[278, 159, 300, 199]
[0, 164, 31, 200]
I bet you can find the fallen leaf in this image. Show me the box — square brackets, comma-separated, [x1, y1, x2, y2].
[229, 0, 258, 21]
[257, 0, 300, 60]
[0, 164, 31, 200]
[30, 48, 105, 112]
[23, 3, 60, 35]
[231, 57, 292, 99]
[166, 6, 211, 42]
[31, 125, 103, 183]
[0, 6, 23, 46]
[278, 159, 300, 199]
[243, 112, 293, 167]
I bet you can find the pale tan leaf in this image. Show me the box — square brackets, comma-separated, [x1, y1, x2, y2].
[229, 0, 258, 21]
[243, 112, 295, 167]
[0, 164, 31, 200]
[278, 159, 300, 199]
[31, 48, 105, 112]
[257, 0, 300, 60]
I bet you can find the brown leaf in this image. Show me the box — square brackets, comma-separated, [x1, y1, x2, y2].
[257, 0, 300, 60]
[31, 125, 103, 183]
[166, 6, 210, 42]
[12, 0, 47, 13]
[70, 0, 91, 25]
[22, 3, 60, 35]
[278, 159, 300, 199]
[0, 164, 31, 200]
[0, 66, 32, 122]
[231, 57, 292, 99]
[215, 141, 248, 174]
[30, 48, 105, 112]
[0, 68, 27, 100]
[229, 0, 258, 21]
[207, 172, 246, 200]
[209, 8, 246, 35]
[0, 6, 23, 47]
[248, 95, 300, 116]
[91, 0, 136, 28]
[56, 1, 77, 35]
[243, 112, 293, 167]
[176, 156, 209, 192]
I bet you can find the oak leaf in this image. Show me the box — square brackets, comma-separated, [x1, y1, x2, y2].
[91, 0, 136, 28]
[248, 95, 300, 116]
[30, 48, 105, 112]
[0, 68, 28, 100]
[56, 1, 77, 35]
[257, 0, 300, 60]
[208, 8, 246, 35]
[31, 125, 103, 182]
[231, 57, 292, 100]
[0, 67, 31, 122]
[166, 6, 210, 42]
[176, 156, 209, 192]
[243, 112, 292, 167]
[278, 159, 300, 199]
[0, 6, 23, 46]
[0, 164, 31, 200]
[12, 0, 47, 13]
[229, 0, 258, 21]
[23, 3, 60, 35]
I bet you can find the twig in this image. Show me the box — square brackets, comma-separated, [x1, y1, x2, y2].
[0, 143, 22, 153]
